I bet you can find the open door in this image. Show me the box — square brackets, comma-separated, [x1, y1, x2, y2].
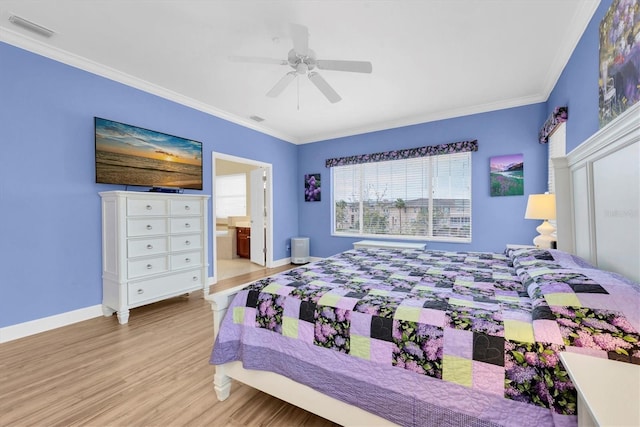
[250, 167, 266, 266]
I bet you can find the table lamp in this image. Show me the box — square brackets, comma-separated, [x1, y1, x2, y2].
[525, 193, 556, 248]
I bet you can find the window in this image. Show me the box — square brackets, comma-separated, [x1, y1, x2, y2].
[548, 122, 566, 194]
[332, 152, 472, 242]
[215, 173, 246, 218]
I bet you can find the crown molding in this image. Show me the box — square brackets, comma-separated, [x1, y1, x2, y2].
[0, 28, 298, 144]
[538, 0, 600, 100]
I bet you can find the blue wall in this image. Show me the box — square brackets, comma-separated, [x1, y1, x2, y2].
[298, 0, 616, 257]
[0, 0, 613, 328]
[546, 0, 613, 152]
[0, 42, 299, 328]
[297, 104, 548, 257]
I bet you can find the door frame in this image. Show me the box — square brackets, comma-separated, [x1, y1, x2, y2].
[249, 167, 266, 266]
[211, 151, 273, 284]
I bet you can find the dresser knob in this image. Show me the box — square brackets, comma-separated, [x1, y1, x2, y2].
[146, 244, 153, 250]
[185, 223, 191, 228]
[137, 289, 144, 294]
[185, 205, 191, 211]
[146, 264, 153, 269]
[146, 205, 152, 210]
[185, 258, 191, 263]
[192, 276, 198, 281]
[185, 240, 191, 246]
[146, 224, 153, 230]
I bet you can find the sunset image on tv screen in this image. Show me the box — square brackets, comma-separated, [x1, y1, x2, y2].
[95, 117, 202, 189]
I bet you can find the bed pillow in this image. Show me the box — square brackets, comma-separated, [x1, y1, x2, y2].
[507, 247, 640, 365]
[506, 247, 596, 270]
[505, 248, 601, 307]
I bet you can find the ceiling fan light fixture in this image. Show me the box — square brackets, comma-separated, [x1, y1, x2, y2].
[296, 62, 309, 75]
[8, 14, 55, 38]
[232, 23, 370, 104]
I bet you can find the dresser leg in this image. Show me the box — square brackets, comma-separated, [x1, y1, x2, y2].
[117, 309, 130, 325]
[102, 305, 115, 317]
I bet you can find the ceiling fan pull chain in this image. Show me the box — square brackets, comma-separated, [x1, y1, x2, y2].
[297, 76, 300, 111]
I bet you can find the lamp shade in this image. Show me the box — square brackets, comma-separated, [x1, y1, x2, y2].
[525, 193, 556, 220]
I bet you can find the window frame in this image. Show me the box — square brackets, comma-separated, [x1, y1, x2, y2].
[330, 152, 472, 243]
[548, 121, 566, 194]
[215, 173, 247, 219]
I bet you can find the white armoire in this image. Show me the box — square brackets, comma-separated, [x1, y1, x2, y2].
[99, 191, 209, 324]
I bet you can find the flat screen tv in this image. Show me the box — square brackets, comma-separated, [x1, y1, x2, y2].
[95, 117, 203, 190]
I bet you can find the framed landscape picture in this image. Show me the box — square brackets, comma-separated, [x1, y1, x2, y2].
[490, 154, 523, 197]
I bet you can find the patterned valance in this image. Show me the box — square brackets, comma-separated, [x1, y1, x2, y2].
[325, 139, 478, 168]
[539, 106, 568, 144]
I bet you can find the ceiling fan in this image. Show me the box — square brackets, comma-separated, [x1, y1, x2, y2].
[230, 24, 372, 103]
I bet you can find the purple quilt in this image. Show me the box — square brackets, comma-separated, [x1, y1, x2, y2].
[211, 247, 640, 427]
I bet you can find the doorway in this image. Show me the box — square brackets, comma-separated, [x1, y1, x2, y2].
[212, 152, 273, 283]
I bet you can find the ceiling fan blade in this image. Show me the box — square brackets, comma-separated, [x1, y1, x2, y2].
[308, 72, 341, 103]
[266, 72, 297, 97]
[316, 59, 373, 73]
[290, 23, 309, 56]
[228, 55, 288, 66]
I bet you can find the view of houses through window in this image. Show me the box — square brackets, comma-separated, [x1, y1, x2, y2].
[332, 152, 472, 242]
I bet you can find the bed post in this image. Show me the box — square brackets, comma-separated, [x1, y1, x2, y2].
[207, 289, 235, 400]
[206, 284, 248, 401]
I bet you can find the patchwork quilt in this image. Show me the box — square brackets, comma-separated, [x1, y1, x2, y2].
[211, 247, 640, 427]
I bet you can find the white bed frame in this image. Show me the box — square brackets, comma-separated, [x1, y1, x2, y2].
[206, 103, 639, 425]
[207, 284, 398, 426]
[553, 102, 639, 283]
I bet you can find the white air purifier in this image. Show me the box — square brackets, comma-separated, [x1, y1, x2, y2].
[291, 237, 310, 264]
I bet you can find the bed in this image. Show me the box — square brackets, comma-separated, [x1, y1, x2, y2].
[207, 103, 639, 427]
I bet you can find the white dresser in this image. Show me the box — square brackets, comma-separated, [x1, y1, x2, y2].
[99, 191, 209, 324]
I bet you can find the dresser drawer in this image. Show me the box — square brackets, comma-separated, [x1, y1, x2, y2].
[128, 269, 203, 305]
[127, 218, 168, 237]
[127, 199, 167, 216]
[170, 199, 201, 216]
[128, 256, 168, 278]
[170, 217, 201, 233]
[127, 237, 168, 258]
[170, 234, 201, 251]
[170, 251, 202, 270]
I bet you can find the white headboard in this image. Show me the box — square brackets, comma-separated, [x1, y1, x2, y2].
[552, 102, 639, 283]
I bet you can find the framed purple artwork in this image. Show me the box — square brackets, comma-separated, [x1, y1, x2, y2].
[599, 0, 640, 127]
[305, 173, 321, 202]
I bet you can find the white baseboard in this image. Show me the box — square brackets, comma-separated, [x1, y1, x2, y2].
[0, 304, 103, 344]
[271, 256, 323, 268]
[272, 257, 292, 267]
[1, 259, 325, 343]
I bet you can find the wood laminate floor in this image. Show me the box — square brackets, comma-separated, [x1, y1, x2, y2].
[0, 267, 339, 427]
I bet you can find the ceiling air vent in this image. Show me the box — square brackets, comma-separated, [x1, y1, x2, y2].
[249, 115, 265, 123]
[9, 15, 55, 38]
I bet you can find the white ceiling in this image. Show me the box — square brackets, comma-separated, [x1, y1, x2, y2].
[0, 1, 599, 144]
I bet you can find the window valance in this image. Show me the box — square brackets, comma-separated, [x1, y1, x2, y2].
[325, 139, 478, 168]
[539, 106, 568, 144]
